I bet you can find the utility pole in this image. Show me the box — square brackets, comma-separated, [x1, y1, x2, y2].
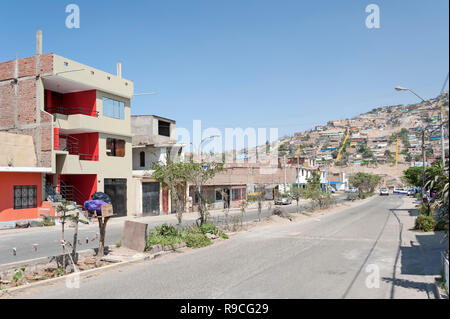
[421, 130, 426, 202]
[283, 155, 287, 193]
[439, 104, 446, 169]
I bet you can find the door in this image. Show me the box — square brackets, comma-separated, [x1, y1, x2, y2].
[104, 178, 127, 217]
[162, 189, 169, 214]
[142, 182, 160, 215]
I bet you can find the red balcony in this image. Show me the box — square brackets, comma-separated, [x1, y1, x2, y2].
[54, 131, 99, 161]
[45, 89, 98, 117]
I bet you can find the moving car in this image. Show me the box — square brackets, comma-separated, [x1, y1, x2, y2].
[380, 188, 389, 196]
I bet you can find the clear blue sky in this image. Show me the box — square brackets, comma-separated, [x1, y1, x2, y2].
[1, 0, 448, 145]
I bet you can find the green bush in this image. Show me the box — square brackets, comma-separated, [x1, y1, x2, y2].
[434, 220, 447, 231]
[199, 222, 218, 235]
[182, 232, 211, 248]
[221, 233, 229, 239]
[39, 215, 55, 227]
[414, 214, 436, 232]
[155, 224, 179, 237]
[147, 231, 183, 248]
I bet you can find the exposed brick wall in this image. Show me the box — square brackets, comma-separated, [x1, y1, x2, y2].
[0, 82, 15, 128]
[18, 56, 36, 78]
[39, 53, 53, 74]
[18, 78, 37, 125]
[0, 60, 15, 81]
[0, 54, 54, 168]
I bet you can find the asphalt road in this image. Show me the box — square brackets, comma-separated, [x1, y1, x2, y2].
[10, 194, 426, 299]
[0, 194, 346, 265]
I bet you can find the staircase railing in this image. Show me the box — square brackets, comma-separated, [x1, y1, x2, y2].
[59, 181, 91, 206]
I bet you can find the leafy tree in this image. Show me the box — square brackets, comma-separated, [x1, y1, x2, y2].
[183, 161, 224, 225]
[153, 161, 223, 225]
[349, 172, 380, 198]
[152, 161, 189, 224]
[247, 191, 264, 221]
[402, 166, 423, 187]
[289, 185, 303, 212]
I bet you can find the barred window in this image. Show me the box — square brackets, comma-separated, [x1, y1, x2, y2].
[14, 186, 37, 209]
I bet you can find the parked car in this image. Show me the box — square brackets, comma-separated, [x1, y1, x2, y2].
[345, 187, 358, 193]
[379, 188, 389, 196]
[393, 188, 408, 195]
[274, 196, 292, 205]
[407, 188, 415, 196]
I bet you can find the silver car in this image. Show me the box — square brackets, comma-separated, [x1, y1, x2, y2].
[380, 188, 389, 196]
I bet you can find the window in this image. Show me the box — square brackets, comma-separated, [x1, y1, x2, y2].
[14, 186, 37, 209]
[215, 190, 223, 201]
[232, 188, 245, 201]
[106, 138, 125, 157]
[158, 120, 170, 137]
[140, 151, 145, 167]
[103, 97, 125, 119]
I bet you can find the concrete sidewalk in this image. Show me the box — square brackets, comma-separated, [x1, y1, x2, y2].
[389, 196, 448, 299]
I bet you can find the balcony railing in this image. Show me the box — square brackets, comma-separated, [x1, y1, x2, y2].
[46, 105, 99, 117]
[54, 132, 98, 161]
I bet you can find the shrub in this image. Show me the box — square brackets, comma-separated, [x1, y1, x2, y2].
[414, 214, 436, 232]
[199, 222, 218, 235]
[39, 215, 55, 227]
[146, 231, 183, 248]
[435, 220, 447, 231]
[182, 232, 211, 248]
[221, 233, 229, 239]
[155, 224, 179, 237]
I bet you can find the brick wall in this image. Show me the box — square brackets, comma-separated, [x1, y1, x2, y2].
[0, 53, 54, 168]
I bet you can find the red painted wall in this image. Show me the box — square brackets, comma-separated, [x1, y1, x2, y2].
[70, 132, 99, 161]
[62, 90, 96, 116]
[54, 127, 60, 150]
[0, 172, 43, 222]
[60, 174, 97, 204]
[44, 89, 97, 117]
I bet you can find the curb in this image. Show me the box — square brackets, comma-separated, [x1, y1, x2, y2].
[0, 246, 111, 273]
[0, 250, 171, 297]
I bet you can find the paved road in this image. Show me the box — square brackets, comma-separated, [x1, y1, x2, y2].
[0, 194, 346, 265]
[9, 194, 443, 299]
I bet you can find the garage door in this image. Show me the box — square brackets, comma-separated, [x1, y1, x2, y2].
[142, 182, 160, 215]
[104, 178, 127, 217]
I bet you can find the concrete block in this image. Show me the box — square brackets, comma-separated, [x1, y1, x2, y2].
[121, 221, 148, 252]
[0, 221, 16, 230]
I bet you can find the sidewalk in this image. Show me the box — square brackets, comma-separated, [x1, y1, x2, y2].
[390, 196, 448, 299]
[0, 199, 310, 235]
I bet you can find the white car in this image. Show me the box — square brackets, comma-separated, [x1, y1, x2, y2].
[393, 188, 408, 195]
[380, 188, 389, 196]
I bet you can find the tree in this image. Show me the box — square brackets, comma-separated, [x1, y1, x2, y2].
[349, 172, 380, 198]
[247, 191, 264, 221]
[55, 200, 89, 269]
[402, 166, 423, 187]
[289, 186, 303, 213]
[152, 161, 189, 224]
[184, 161, 224, 225]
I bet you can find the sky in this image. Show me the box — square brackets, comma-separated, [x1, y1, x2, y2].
[0, 0, 448, 150]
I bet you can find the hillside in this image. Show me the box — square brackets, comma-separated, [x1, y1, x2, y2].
[263, 91, 449, 185]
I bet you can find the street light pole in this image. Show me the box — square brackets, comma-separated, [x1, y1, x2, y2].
[421, 130, 426, 201]
[395, 86, 441, 202]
